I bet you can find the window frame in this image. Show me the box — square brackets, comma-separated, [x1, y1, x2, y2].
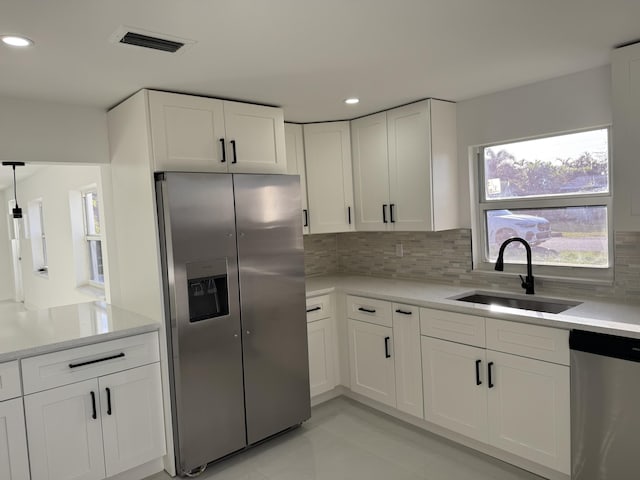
[81, 188, 104, 288]
[27, 198, 48, 276]
[472, 127, 614, 283]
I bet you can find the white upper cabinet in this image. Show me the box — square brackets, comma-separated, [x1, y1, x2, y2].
[304, 122, 355, 234]
[285, 123, 310, 234]
[351, 99, 459, 231]
[148, 90, 286, 174]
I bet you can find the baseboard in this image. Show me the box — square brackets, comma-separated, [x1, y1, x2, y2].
[106, 458, 164, 480]
[310, 385, 348, 407]
[338, 390, 569, 480]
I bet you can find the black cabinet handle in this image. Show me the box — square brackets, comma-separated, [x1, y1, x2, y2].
[475, 360, 482, 386]
[395, 309, 412, 315]
[90, 391, 97, 420]
[488, 362, 494, 388]
[230, 140, 237, 164]
[106, 387, 112, 415]
[382, 204, 388, 223]
[306, 306, 321, 313]
[303, 209, 309, 227]
[220, 138, 226, 163]
[384, 336, 391, 358]
[390, 204, 396, 223]
[69, 352, 125, 369]
[348, 206, 351, 225]
[358, 307, 376, 313]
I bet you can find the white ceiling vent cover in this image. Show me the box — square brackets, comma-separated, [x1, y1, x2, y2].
[109, 26, 195, 54]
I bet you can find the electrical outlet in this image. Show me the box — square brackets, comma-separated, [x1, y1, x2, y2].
[395, 243, 403, 257]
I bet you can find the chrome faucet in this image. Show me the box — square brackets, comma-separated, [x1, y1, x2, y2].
[494, 237, 535, 295]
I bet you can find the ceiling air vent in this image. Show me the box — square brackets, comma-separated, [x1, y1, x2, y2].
[109, 26, 195, 54]
[120, 31, 184, 52]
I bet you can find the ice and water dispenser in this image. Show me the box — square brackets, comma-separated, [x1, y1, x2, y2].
[186, 259, 229, 322]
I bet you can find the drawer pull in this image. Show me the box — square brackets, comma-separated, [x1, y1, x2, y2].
[306, 306, 321, 313]
[106, 387, 112, 415]
[384, 336, 391, 358]
[475, 359, 482, 386]
[90, 391, 97, 420]
[69, 352, 125, 369]
[358, 307, 376, 314]
[395, 309, 412, 315]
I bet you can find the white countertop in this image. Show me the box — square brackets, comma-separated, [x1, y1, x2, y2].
[0, 301, 160, 363]
[306, 274, 640, 339]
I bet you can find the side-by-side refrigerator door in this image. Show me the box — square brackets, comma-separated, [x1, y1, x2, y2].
[157, 172, 246, 474]
[234, 174, 311, 445]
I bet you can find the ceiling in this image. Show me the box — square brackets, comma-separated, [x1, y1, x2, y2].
[1, 0, 639, 123]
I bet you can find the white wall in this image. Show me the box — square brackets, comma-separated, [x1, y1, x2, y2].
[0, 96, 109, 164]
[456, 65, 612, 227]
[0, 198, 15, 300]
[7, 165, 110, 309]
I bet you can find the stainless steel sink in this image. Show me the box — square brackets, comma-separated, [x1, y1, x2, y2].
[451, 291, 581, 314]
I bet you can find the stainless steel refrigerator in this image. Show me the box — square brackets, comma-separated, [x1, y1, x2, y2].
[155, 172, 310, 476]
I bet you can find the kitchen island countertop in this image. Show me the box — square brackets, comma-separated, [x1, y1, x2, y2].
[0, 301, 160, 362]
[306, 274, 640, 339]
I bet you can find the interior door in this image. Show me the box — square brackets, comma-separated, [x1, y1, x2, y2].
[233, 174, 310, 444]
[158, 172, 246, 473]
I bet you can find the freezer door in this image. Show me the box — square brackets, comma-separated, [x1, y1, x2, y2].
[234, 174, 311, 444]
[157, 173, 246, 473]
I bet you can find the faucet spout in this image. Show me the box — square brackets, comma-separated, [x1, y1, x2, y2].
[494, 237, 535, 294]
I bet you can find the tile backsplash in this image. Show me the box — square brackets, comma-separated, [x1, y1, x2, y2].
[303, 229, 640, 300]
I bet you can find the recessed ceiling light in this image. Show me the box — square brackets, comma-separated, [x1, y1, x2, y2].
[1, 35, 34, 47]
[344, 98, 360, 105]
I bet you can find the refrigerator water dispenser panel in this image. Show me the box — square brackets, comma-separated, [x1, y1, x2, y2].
[186, 259, 229, 322]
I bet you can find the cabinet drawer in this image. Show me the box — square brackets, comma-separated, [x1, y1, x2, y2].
[22, 332, 160, 394]
[486, 318, 569, 365]
[346, 295, 392, 327]
[306, 294, 332, 322]
[420, 308, 486, 347]
[0, 361, 21, 401]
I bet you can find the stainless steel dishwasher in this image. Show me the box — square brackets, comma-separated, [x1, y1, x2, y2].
[570, 329, 640, 480]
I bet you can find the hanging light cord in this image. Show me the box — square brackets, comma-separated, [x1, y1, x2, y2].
[12, 165, 18, 205]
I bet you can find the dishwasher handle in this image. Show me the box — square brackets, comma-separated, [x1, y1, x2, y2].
[570, 330, 640, 363]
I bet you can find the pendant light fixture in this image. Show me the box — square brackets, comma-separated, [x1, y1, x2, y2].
[2, 161, 25, 218]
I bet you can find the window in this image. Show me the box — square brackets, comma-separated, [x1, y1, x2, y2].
[475, 128, 611, 278]
[27, 198, 48, 274]
[82, 189, 104, 285]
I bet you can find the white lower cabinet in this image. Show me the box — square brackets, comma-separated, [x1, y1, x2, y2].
[25, 363, 165, 480]
[392, 304, 423, 418]
[307, 319, 336, 397]
[25, 378, 106, 480]
[486, 351, 570, 474]
[99, 364, 166, 477]
[0, 397, 30, 480]
[348, 319, 396, 407]
[422, 336, 488, 442]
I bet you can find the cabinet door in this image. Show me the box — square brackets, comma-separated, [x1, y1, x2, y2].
[224, 101, 287, 174]
[25, 379, 105, 480]
[392, 304, 423, 418]
[307, 318, 336, 397]
[304, 122, 355, 233]
[487, 351, 570, 474]
[148, 90, 227, 172]
[421, 336, 488, 443]
[348, 319, 395, 407]
[99, 363, 166, 477]
[285, 123, 309, 234]
[351, 112, 390, 231]
[387, 101, 433, 231]
[0, 398, 30, 480]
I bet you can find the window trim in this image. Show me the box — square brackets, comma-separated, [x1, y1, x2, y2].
[81, 189, 104, 288]
[471, 127, 614, 283]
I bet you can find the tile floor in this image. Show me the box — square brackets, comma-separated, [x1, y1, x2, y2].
[148, 396, 544, 480]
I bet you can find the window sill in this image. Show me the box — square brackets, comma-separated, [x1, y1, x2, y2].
[34, 270, 48, 279]
[472, 267, 614, 288]
[77, 284, 106, 300]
